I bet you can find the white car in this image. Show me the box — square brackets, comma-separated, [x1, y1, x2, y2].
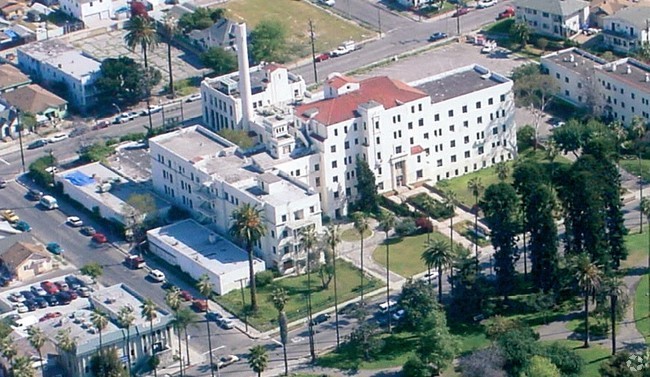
[216, 355, 239, 369]
[31, 286, 47, 296]
[392, 309, 406, 321]
[148, 269, 166, 282]
[67, 216, 83, 227]
[77, 287, 91, 297]
[9, 292, 25, 303]
[48, 133, 68, 143]
[319, 0, 335, 5]
[186, 93, 202, 102]
[15, 303, 28, 313]
[141, 105, 162, 115]
[477, 0, 497, 8]
[422, 271, 439, 283]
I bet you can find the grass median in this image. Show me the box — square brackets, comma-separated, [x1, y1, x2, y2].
[215, 259, 384, 331]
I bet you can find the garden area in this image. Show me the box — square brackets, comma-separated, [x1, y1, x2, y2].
[406, 193, 453, 220]
[452, 220, 490, 247]
[215, 260, 383, 331]
[619, 157, 650, 182]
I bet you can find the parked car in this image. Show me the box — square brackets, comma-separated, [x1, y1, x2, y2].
[141, 105, 162, 115]
[44, 295, 59, 306]
[428, 32, 448, 42]
[206, 312, 223, 322]
[1, 209, 19, 223]
[46, 242, 63, 255]
[497, 7, 515, 19]
[48, 133, 68, 143]
[67, 290, 78, 300]
[34, 297, 48, 308]
[77, 287, 91, 297]
[64, 275, 81, 290]
[338, 302, 360, 315]
[67, 216, 83, 227]
[0, 179, 6, 188]
[186, 93, 202, 102]
[452, 7, 470, 17]
[93, 120, 111, 130]
[27, 139, 48, 150]
[69, 126, 88, 138]
[192, 299, 208, 312]
[55, 281, 69, 291]
[13, 220, 31, 232]
[30, 286, 47, 297]
[57, 292, 72, 305]
[218, 318, 234, 329]
[26, 189, 43, 201]
[9, 292, 25, 302]
[315, 53, 330, 62]
[20, 291, 35, 301]
[310, 313, 331, 325]
[319, 0, 335, 5]
[92, 233, 108, 244]
[215, 355, 239, 369]
[15, 303, 28, 313]
[39, 312, 62, 322]
[148, 269, 166, 282]
[40, 281, 59, 295]
[392, 309, 406, 321]
[24, 300, 37, 311]
[80, 226, 96, 236]
[477, 0, 497, 9]
[180, 290, 193, 301]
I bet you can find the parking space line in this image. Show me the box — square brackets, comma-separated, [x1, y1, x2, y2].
[0, 158, 9, 165]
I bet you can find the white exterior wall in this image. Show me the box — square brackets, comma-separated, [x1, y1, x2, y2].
[515, 5, 588, 39]
[541, 55, 592, 107]
[603, 17, 650, 53]
[56, 177, 126, 224]
[60, 0, 112, 24]
[595, 66, 650, 124]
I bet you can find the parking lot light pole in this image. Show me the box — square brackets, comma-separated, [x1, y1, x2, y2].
[237, 278, 248, 332]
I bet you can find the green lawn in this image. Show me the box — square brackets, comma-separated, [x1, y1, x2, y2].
[372, 231, 450, 277]
[620, 158, 650, 182]
[621, 231, 648, 271]
[452, 220, 490, 247]
[485, 18, 514, 34]
[219, 0, 370, 60]
[541, 340, 611, 377]
[634, 274, 650, 343]
[341, 228, 372, 242]
[215, 259, 383, 331]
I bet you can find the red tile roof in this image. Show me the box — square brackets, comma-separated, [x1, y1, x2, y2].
[326, 75, 357, 89]
[296, 76, 427, 126]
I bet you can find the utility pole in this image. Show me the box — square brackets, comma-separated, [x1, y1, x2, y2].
[237, 278, 248, 333]
[378, 9, 382, 38]
[15, 109, 25, 173]
[309, 19, 318, 84]
[456, 5, 461, 36]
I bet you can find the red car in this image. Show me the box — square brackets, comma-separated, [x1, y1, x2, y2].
[192, 300, 208, 312]
[497, 7, 515, 19]
[453, 7, 470, 17]
[315, 53, 330, 62]
[92, 233, 108, 244]
[180, 290, 193, 301]
[41, 281, 59, 295]
[39, 312, 62, 322]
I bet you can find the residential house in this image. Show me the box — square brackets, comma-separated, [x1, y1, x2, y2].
[17, 39, 102, 112]
[514, 0, 590, 39]
[188, 18, 236, 52]
[0, 64, 31, 93]
[0, 104, 19, 138]
[0, 240, 53, 281]
[59, 0, 113, 25]
[590, 0, 627, 28]
[602, 6, 650, 53]
[0, 0, 25, 20]
[1, 84, 67, 121]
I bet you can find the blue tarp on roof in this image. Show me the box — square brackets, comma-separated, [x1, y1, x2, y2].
[64, 171, 94, 186]
[4, 30, 18, 40]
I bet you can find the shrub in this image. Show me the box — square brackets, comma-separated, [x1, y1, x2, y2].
[415, 217, 434, 233]
[407, 193, 453, 220]
[167, 205, 190, 222]
[378, 196, 417, 217]
[79, 142, 115, 163]
[539, 342, 583, 376]
[395, 218, 417, 237]
[255, 270, 274, 287]
[28, 155, 56, 187]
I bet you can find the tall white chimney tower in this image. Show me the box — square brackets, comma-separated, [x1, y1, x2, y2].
[235, 23, 253, 130]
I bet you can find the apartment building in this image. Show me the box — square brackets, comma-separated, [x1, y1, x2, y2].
[602, 6, 650, 53]
[60, 0, 113, 25]
[149, 125, 322, 274]
[514, 0, 590, 39]
[542, 47, 650, 124]
[17, 39, 101, 112]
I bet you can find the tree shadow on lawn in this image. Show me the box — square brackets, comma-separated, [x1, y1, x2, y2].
[622, 266, 648, 277]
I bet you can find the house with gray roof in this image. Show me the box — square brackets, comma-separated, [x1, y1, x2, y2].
[602, 6, 650, 53]
[514, 0, 590, 39]
[188, 18, 236, 52]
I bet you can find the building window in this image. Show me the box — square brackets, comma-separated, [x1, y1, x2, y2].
[448, 110, 454, 117]
[334, 191, 339, 199]
[465, 151, 470, 158]
[449, 124, 455, 131]
[396, 146, 402, 153]
[476, 101, 481, 109]
[434, 114, 440, 121]
[333, 176, 338, 183]
[464, 136, 469, 144]
[416, 170, 423, 179]
[408, 122, 413, 129]
[332, 161, 338, 168]
[418, 118, 424, 126]
[488, 98, 493, 105]
[450, 140, 456, 147]
[315, 177, 320, 187]
[376, 137, 381, 144]
[478, 146, 484, 155]
[314, 164, 320, 171]
[281, 215, 287, 222]
[331, 145, 336, 153]
[462, 105, 468, 113]
[451, 155, 457, 162]
[345, 141, 350, 149]
[500, 94, 506, 102]
[437, 159, 443, 167]
[424, 133, 429, 139]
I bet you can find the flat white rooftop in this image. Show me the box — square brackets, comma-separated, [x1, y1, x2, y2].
[147, 219, 261, 276]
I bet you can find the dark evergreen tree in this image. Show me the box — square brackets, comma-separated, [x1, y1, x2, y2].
[355, 157, 380, 214]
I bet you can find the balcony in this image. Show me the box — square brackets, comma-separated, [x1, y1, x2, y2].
[602, 28, 637, 41]
[196, 201, 216, 217]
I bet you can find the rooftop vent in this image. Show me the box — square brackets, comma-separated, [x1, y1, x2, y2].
[208, 233, 217, 244]
[574, 62, 578, 67]
[569, 54, 575, 62]
[645, 73, 649, 82]
[626, 65, 632, 74]
[611, 64, 617, 72]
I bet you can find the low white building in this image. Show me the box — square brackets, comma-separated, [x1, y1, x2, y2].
[147, 219, 265, 295]
[602, 6, 650, 53]
[542, 47, 650, 124]
[59, 0, 113, 25]
[55, 162, 166, 226]
[514, 0, 590, 39]
[17, 39, 101, 112]
[149, 126, 322, 274]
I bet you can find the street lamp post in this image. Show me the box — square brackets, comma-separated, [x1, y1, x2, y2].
[640, 175, 644, 234]
[211, 345, 225, 377]
[14, 108, 25, 173]
[237, 278, 248, 333]
[112, 103, 121, 115]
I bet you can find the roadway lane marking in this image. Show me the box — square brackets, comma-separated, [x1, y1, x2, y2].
[0, 158, 9, 165]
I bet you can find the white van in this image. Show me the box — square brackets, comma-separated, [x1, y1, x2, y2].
[379, 300, 397, 313]
[40, 195, 58, 210]
[148, 269, 166, 282]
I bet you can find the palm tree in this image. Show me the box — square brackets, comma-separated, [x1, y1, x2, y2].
[495, 162, 510, 181]
[161, 14, 178, 98]
[91, 309, 109, 353]
[443, 191, 458, 287]
[574, 255, 603, 348]
[641, 197, 650, 320]
[27, 326, 46, 372]
[123, 15, 158, 134]
[467, 177, 484, 263]
[55, 328, 77, 354]
[176, 307, 197, 369]
[248, 345, 269, 377]
[229, 203, 267, 312]
[352, 212, 370, 302]
[271, 287, 289, 375]
[0, 336, 17, 368]
[602, 277, 626, 354]
[197, 274, 215, 377]
[141, 298, 159, 377]
[299, 224, 318, 362]
[117, 306, 136, 377]
[165, 287, 184, 376]
[421, 239, 454, 303]
[325, 224, 342, 347]
[11, 355, 34, 377]
[378, 211, 396, 333]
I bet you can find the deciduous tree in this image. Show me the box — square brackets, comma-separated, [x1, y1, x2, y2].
[250, 20, 287, 63]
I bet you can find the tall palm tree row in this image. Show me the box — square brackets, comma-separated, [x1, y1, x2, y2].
[26, 326, 46, 372]
[299, 224, 318, 362]
[467, 177, 484, 263]
[422, 239, 453, 303]
[271, 287, 290, 375]
[352, 212, 370, 303]
[574, 255, 603, 348]
[165, 287, 184, 377]
[378, 212, 396, 333]
[91, 309, 109, 354]
[123, 14, 158, 134]
[325, 224, 342, 347]
[161, 14, 178, 99]
[117, 306, 136, 377]
[248, 345, 269, 377]
[229, 203, 267, 312]
[141, 298, 159, 377]
[197, 274, 215, 377]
